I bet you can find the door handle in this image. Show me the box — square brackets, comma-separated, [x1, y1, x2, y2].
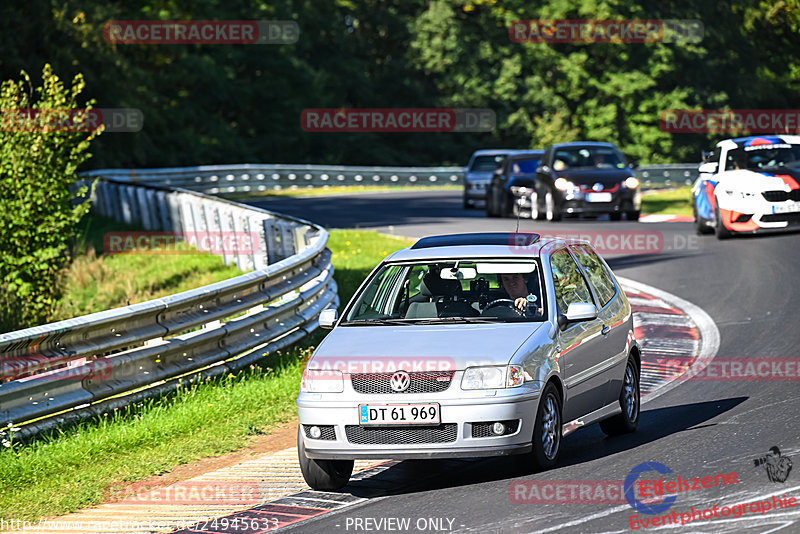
[601, 325, 610, 335]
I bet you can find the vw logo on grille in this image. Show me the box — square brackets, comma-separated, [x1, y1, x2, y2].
[390, 371, 411, 392]
[592, 182, 604, 191]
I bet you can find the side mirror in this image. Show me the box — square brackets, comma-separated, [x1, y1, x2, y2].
[537, 165, 550, 174]
[628, 161, 639, 170]
[558, 302, 598, 330]
[319, 308, 338, 329]
[701, 150, 715, 163]
[698, 162, 718, 174]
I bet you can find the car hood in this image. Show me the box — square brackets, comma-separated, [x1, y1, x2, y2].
[556, 168, 634, 188]
[720, 168, 800, 191]
[310, 322, 546, 371]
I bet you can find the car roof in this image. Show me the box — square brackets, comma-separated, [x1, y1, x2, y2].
[717, 135, 800, 149]
[551, 141, 619, 149]
[469, 149, 515, 157]
[507, 149, 545, 156]
[383, 233, 586, 262]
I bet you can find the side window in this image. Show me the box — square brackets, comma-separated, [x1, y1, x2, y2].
[549, 249, 594, 315]
[570, 245, 616, 307]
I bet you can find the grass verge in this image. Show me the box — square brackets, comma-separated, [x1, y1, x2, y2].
[53, 214, 244, 321]
[641, 187, 693, 217]
[0, 229, 412, 522]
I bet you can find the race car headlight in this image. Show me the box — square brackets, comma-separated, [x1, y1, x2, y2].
[301, 368, 344, 393]
[461, 365, 524, 390]
[624, 177, 640, 189]
[723, 189, 756, 198]
[554, 177, 573, 191]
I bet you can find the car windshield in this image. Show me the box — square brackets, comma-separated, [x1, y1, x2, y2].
[726, 144, 800, 171]
[470, 155, 506, 172]
[552, 147, 625, 169]
[509, 158, 540, 174]
[343, 260, 546, 324]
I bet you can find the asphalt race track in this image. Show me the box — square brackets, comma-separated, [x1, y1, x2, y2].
[247, 191, 800, 534]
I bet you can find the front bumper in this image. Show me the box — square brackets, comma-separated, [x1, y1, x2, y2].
[558, 188, 640, 215]
[297, 388, 540, 460]
[718, 195, 800, 232]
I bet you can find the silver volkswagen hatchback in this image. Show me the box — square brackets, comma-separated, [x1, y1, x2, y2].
[297, 232, 640, 490]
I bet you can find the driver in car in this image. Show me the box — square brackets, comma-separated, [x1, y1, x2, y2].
[499, 273, 540, 314]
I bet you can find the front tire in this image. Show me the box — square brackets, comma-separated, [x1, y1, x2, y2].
[626, 210, 640, 221]
[486, 191, 499, 217]
[694, 206, 714, 235]
[714, 202, 732, 240]
[544, 189, 561, 222]
[529, 382, 562, 470]
[297, 427, 354, 491]
[600, 357, 640, 436]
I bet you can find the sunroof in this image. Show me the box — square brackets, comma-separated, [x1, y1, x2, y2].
[410, 232, 540, 249]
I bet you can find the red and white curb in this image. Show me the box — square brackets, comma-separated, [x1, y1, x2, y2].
[13, 280, 718, 534]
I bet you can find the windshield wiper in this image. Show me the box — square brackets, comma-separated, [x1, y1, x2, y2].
[342, 318, 414, 326]
[404, 316, 507, 324]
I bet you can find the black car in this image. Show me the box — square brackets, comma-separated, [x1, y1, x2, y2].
[533, 142, 641, 221]
[486, 150, 545, 218]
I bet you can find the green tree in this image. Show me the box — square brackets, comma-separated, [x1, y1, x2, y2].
[0, 65, 99, 330]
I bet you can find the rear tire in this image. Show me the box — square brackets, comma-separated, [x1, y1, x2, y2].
[297, 427, 354, 491]
[714, 202, 732, 240]
[694, 206, 714, 235]
[600, 357, 640, 436]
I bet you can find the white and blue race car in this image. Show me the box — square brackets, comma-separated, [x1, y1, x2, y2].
[693, 135, 800, 239]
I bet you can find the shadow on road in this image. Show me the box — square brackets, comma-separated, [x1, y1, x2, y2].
[339, 397, 748, 499]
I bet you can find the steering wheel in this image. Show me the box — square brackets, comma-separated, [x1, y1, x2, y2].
[483, 299, 524, 316]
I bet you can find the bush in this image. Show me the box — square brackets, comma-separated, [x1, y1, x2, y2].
[0, 64, 99, 332]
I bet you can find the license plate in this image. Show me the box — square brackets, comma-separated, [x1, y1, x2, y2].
[359, 404, 440, 425]
[586, 192, 613, 203]
[772, 201, 800, 213]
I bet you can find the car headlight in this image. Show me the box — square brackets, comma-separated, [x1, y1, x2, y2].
[625, 177, 639, 189]
[461, 365, 525, 390]
[554, 177, 573, 191]
[723, 189, 756, 198]
[510, 186, 533, 196]
[301, 368, 344, 393]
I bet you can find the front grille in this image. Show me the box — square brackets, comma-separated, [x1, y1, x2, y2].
[762, 190, 800, 202]
[351, 371, 454, 394]
[345, 424, 457, 444]
[303, 425, 336, 440]
[761, 212, 800, 224]
[471, 420, 521, 438]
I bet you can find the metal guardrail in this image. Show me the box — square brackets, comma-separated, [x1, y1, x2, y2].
[85, 162, 699, 194]
[0, 178, 337, 438]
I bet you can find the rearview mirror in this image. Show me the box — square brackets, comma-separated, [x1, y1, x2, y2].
[319, 308, 338, 329]
[698, 162, 717, 174]
[558, 302, 598, 330]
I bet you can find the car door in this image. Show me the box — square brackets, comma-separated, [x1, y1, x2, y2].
[547, 248, 608, 422]
[569, 244, 629, 407]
